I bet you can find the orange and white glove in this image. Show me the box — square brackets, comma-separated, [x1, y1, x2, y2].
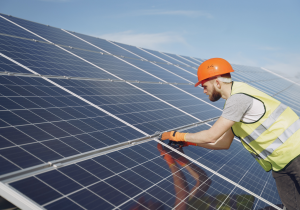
[161, 131, 197, 147]
[161, 131, 188, 142]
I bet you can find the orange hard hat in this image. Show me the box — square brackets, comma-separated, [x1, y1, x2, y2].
[195, 58, 234, 87]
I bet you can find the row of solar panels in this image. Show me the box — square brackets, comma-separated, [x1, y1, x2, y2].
[1, 13, 299, 209]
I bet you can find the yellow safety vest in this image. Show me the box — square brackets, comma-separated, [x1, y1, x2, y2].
[229, 82, 300, 172]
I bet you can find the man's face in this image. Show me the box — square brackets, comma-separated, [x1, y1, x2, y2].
[202, 79, 222, 102]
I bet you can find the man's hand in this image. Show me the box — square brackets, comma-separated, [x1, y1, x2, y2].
[161, 131, 197, 147]
[161, 131, 187, 142]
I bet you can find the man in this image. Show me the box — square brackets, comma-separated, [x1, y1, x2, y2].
[161, 58, 300, 210]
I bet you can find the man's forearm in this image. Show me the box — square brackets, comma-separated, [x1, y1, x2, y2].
[195, 130, 233, 150]
[185, 130, 217, 144]
[196, 139, 230, 150]
[196, 143, 224, 150]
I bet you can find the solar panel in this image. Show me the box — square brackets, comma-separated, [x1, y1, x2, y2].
[0, 13, 297, 209]
[161, 52, 199, 66]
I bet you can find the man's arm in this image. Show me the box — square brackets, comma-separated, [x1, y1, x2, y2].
[185, 117, 235, 144]
[196, 128, 234, 150]
[161, 117, 235, 149]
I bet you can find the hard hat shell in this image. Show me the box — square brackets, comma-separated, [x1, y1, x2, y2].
[195, 58, 234, 87]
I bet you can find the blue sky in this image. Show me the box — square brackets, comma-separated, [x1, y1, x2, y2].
[1, 0, 300, 78]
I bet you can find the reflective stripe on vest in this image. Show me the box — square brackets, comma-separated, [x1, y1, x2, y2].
[250, 152, 262, 160]
[259, 119, 300, 159]
[243, 103, 287, 145]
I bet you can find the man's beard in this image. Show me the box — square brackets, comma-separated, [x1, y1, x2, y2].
[209, 87, 221, 102]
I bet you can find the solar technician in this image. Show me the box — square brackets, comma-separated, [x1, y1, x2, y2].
[160, 58, 300, 210]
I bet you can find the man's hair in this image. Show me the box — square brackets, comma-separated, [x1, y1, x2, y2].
[217, 73, 232, 83]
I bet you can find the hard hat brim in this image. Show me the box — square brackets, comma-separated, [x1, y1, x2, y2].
[194, 81, 201, 87]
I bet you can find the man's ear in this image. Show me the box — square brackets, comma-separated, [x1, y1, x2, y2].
[215, 78, 221, 89]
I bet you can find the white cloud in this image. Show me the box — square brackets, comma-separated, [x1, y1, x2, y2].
[98, 30, 188, 50]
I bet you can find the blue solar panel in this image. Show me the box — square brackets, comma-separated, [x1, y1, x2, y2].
[7, 141, 275, 209]
[65, 32, 198, 84]
[163, 52, 200, 66]
[0, 13, 296, 209]
[0, 73, 149, 175]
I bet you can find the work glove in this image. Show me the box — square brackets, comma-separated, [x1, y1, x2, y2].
[161, 131, 197, 147]
[161, 131, 187, 142]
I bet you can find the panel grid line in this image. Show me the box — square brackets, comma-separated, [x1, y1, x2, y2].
[2, 17, 215, 136]
[173, 148, 247, 209]
[41, 147, 188, 209]
[137, 47, 197, 77]
[176, 54, 200, 66]
[261, 67, 300, 87]
[0, 32, 195, 70]
[0, 52, 149, 137]
[114, 144, 247, 209]
[0, 183, 43, 210]
[2, 48, 205, 129]
[0, 70, 193, 85]
[159, 51, 191, 66]
[215, 161, 256, 210]
[0, 117, 218, 184]
[106, 40, 194, 84]
[35, 172, 118, 209]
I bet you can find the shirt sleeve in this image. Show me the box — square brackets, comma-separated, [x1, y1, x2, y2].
[222, 94, 253, 122]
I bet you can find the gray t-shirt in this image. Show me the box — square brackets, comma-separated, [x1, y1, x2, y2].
[222, 94, 254, 122]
